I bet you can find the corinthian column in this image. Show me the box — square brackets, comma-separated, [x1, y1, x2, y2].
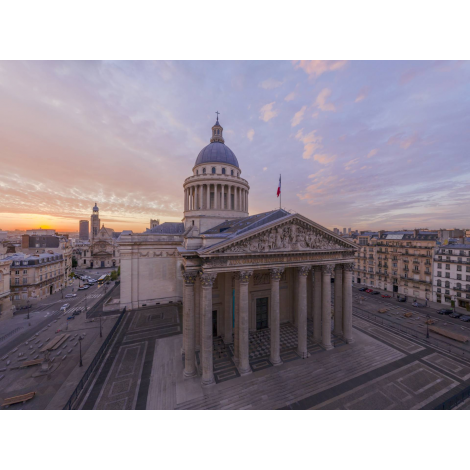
[297, 266, 310, 358]
[342, 263, 354, 343]
[233, 272, 240, 365]
[183, 271, 197, 378]
[321, 264, 333, 350]
[334, 264, 343, 336]
[200, 272, 217, 385]
[224, 272, 233, 344]
[270, 268, 284, 366]
[312, 266, 322, 343]
[194, 274, 201, 352]
[238, 270, 253, 375]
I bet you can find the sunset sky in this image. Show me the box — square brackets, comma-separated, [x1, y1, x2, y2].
[1, 60, 469, 233]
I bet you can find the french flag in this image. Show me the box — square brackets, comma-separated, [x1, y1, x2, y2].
[277, 174, 281, 197]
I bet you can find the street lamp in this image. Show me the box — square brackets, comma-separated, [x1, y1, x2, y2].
[79, 336, 83, 367]
[27, 303, 31, 320]
[426, 314, 430, 339]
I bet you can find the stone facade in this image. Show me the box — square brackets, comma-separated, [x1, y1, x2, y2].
[0, 258, 13, 321]
[353, 230, 437, 300]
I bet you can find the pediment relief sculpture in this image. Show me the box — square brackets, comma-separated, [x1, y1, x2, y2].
[218, 222, 344, 254]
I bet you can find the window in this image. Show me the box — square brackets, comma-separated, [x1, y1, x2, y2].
[457, 274, 462, 280]
[437, 288, 441, 293]
[15, 270, 19, 275]
[458, 265, 462, 271]
[23, 277, 27, 285]
[445, 272, 450, 278]
[203, 168, 206, 174]
[446, 264, 450, 270]
[15, 278, 19, 285]
[457, 283, 462, 290]
[437, 280, 441, 286]
[23, 270, 27, 274]
[445, 281, 450, 288]
[438, 263, 442, 269]
[212, 167, 216, 174]
[231, 170, 234, 176]
[222, 168, 226, 175]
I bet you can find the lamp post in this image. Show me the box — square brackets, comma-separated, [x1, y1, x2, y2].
[79, 336, 83, 367]
[426, 314, 430, 339]
[26, 303, 31, 320]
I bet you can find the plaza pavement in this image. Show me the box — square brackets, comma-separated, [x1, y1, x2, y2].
[69, 298, 470, 410]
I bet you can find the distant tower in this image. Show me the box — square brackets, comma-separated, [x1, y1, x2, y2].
[343, 228, 346, 235]
[150, 219, 160, 229]
[79, 220, 89, 240]
[90, 203, 100, 241]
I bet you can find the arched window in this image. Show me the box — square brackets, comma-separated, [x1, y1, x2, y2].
[212, 167, 216, 174]
[231, 170, 234, 176]
[203, 168, 206, 174]
[222, 168, 226, 175]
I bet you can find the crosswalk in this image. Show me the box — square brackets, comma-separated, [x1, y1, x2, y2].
[86, 294, 102, 299]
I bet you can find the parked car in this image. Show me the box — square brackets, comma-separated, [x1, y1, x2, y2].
[358, 287, 367, 291]
[365, 289, 373, 293]
[412, 301, 425, 307]
[60, 304, 70, 311]
[65, 294, 77, 298]
[397, 296, 407, 302]
[459, 315, 470, 322]
[437, 309, 453, 315]
[73, 310, 81, 316]
[449, 312, 461, 318]
[371, 291, 380, 295]
[381, 294, 391, 298]
[67, 316, 75, 320]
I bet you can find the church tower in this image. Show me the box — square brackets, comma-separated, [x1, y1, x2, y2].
[90, 203, 100, 241]
[182, 115, 250, 234]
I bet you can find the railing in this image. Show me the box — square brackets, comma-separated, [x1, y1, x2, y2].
[63, 307, 126, 410]
[434, 386, 470, 410]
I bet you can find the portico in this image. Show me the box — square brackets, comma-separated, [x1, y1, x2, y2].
[181, 214, 357, 385]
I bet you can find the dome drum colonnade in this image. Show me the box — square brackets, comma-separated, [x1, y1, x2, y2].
[182, 118, 250, 224]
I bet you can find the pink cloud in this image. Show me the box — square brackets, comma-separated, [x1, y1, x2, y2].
[294, 60, 348, 79]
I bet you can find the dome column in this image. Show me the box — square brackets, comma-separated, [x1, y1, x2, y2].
[207, 184, 211, 210]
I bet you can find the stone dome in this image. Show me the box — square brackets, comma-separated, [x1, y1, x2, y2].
[195, 142, 239, 168]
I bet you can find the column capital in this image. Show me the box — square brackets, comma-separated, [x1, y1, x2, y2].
[239, 270, 253, 284]
[270, 267, 284, 281]
[200, 272, 217, 288]
[322, 264, 334, 275]
[334, 264, 343, 272]
[183, 271, 197, 285]
[343, 263, 355, 272]
[312, 265, 322, 272]
[297, 266, 311, 277]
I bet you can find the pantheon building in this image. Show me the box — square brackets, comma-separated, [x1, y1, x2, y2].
[119, 118, 357, 385]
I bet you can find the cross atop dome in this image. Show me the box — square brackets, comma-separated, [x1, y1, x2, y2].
[210, 112, 224, 143]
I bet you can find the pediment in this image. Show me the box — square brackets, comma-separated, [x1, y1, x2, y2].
[205, 215, 357, 255]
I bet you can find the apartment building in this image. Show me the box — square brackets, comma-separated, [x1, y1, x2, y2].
[353, 230, 437, 301]
[0, 258, 13, 320]
[433, 244, 470, 309]
[4, 252, 65, 304]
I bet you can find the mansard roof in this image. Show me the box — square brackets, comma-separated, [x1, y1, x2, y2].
[145, 222, 185, 234]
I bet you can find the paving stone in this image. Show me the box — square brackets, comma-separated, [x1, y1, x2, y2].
[29, 345, 33, 349]
[6, 360, 10, 366]
[62, 355, 67, 361]
[25, 341, 29, 345]
[62, 344, 67, 349]
[0, 375, 4, 381]
[29, 350, 35, 355]
[68, 349, 72, 354]
[0, 367, 6, 372]
[56, 351, 61, 356]
[1, 355, 8, 360]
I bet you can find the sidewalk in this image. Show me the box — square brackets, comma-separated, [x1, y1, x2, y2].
[352, 283, 469, 315]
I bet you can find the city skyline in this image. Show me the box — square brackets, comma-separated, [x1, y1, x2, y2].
[1, 60, 469, 232]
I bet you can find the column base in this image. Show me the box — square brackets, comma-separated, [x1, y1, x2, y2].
[333, 329, 343, 336]
[233, 356, 239, 366]
[223, 336, 233, 345]
[201, 376, 215, 386]
[183, 368, 198, 379]
[296, 349, 310, 359]
[321, 343, 334, 351]
[238, 365, 252, 376]
[270, 356, 283, 366]
[312, 336, 322, 344]
[343, 337, 354, 344]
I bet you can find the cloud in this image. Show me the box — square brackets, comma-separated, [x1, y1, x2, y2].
[260, 78, 284, 89]
[387, 132, 419, 149]
[294, 60, 347, 79]
[263, 167, 268, 171]
[284, 91, 296, 102]
[291, 105, 307, 127]
[355, 87, 369, 103]
[295, 129, 323, 160]
[345, 158, 359, 170]
[314, 154, 336, 165]
[314, 88, 335, 112]
[247, 128, 255, 141]
[367, 149, 378, 158]
[259, 102, 279, 122]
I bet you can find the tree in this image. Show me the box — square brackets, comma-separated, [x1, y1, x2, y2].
[72, 256, 78, 268]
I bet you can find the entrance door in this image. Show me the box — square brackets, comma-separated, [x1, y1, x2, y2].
[256, 297, 269, 330]
[212, 310, 218, 337]
[49, 285, 53, 295]
[101, 261, 105, 267]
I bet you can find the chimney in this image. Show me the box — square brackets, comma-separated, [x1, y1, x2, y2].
[22, 234, 30, 248]
[413, 229, 419, 238]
